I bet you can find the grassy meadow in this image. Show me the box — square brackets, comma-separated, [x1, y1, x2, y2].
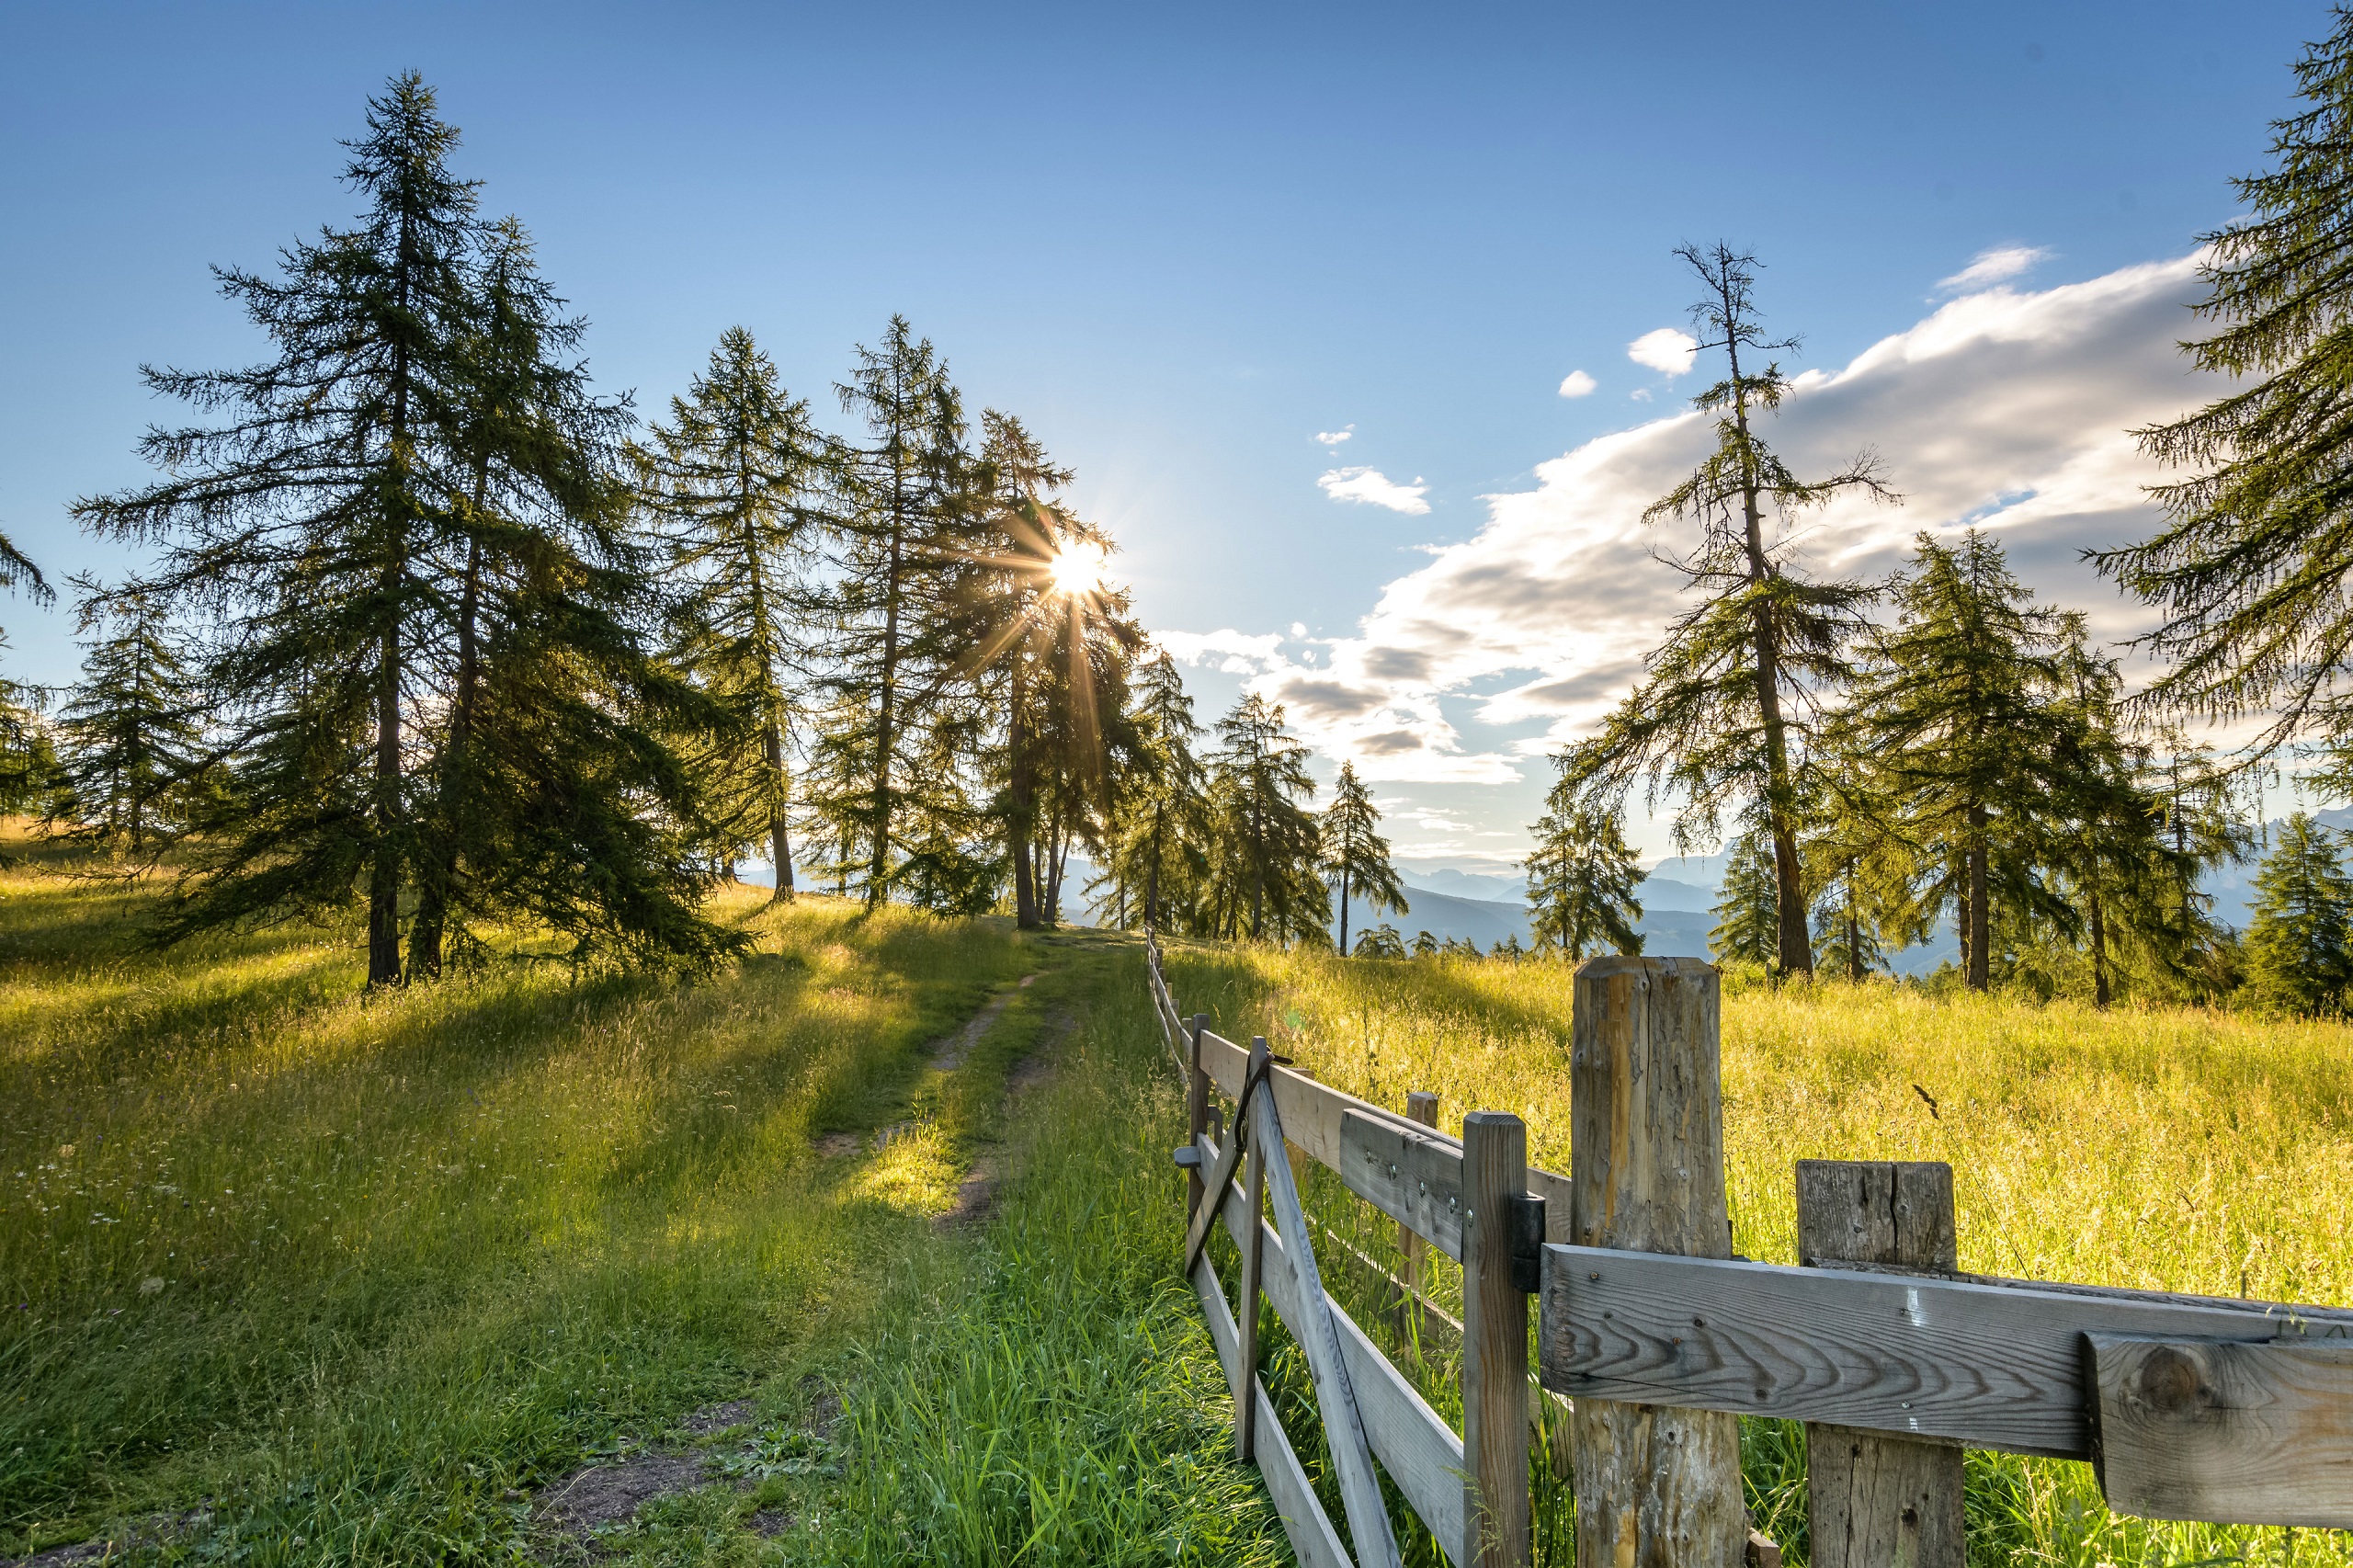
[0, 828, 1279, 1565]
[1161, 940, 2353, 1568]
[11, 824, 2353, 1568]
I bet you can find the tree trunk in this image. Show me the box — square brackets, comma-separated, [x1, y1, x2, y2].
[1966, 806, 1990, 993]
[1846, 869, 1862, 983]
[1010, 663, 1039, 928]
[2088, 882, 2110, 1008]
[767, 720, 794, 897]
[868, 441, 907, 909]
[369, 597, 404, 988]
[1338, 861, 1352, 956]
[409, 503, 485, 981]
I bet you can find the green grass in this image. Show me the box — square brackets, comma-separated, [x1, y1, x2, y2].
[0, 843, 1293, 1568]
[0, 834, 1037, 1562]
[1161, 939, 2353, 1568]
[17, 834, 2353, 1568]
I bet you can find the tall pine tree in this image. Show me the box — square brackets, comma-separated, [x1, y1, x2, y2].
[635, 327, 831, 898]
[1842, 532, 2085, 991]
[1097, 649, 1210, 933]
[52, 578, 206, 862]
[811, 317, 988, 908]
[1710, 830, 1780, 971]
[77, 75, 733, 980]
[1525, 785, 1644, 960]
[1320, 761, 1408, 957]
[1560, 244, 1895, 978]
[1206, 694, 1324, 944]
[2099, 13, 2353, 774]
[2245, 811, 2353, 1015]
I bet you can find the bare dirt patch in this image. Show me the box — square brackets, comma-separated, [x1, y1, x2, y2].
[679, 1398, 757, 1437]
[537, 1450, 711, 1537]
[937, 1007, 1074, 1231]
[5, 1509, 211, 1568]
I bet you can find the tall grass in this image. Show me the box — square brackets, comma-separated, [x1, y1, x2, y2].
[0, 835, 1030, 1562]
[1163, 941, 2353, 1568]
[780, 946, 1293, 1567]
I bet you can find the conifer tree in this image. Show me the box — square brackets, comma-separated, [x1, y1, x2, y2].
[76, 76, 734, 980]
[1525, 784, 1644, 960]
[1354, 923, 1406, 959]
[2099, 13, 2353, 772]
[1320, 761, 1408, 956]
[1844, 531, 2077, 991]
[966, 414, 1142, 926]
[1711, 830, 1780, 970]
[812, 317, 987, 908]
[1206, 694, 1324, 943]
[51, 579, 206, 862]
[1411, 929, 1439, 958]
[1560, 244, 1895, 978]
[2244, 811, 2353, 1014]
[635, 327, 831, 898]
[1099, 649, 1209, 932]
[74, 74, 482, 983]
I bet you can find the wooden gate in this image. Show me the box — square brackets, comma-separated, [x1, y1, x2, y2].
[1154, 942, 2353, 1568]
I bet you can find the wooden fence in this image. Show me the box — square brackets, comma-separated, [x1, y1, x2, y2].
[1149, 943, 2353, 1568]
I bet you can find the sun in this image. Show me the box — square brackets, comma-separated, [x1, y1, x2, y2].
[1048, 543, 1108, 597]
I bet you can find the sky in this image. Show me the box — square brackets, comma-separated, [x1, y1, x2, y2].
[0, 1, 2332, 875]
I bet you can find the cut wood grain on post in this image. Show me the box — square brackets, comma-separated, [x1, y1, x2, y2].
[2090, 1334, 2353, 1528]
[1566, 955, 1745, 1568]
[1797, 1161, 1964, 1568]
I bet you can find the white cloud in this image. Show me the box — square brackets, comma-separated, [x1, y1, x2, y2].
[1319, 466, 1432, 515]
[1290, 621, 1307, 637]
[1938, 244, 2052, 292]
[1627, 327, 1699, 376]
[1183, 253, 2220, 802]
[1558, 369, 1597, 398]
[1314, 425, 1355, 445]
[1629, 388, 1653, 403]
[1156, 628, 1288, 676]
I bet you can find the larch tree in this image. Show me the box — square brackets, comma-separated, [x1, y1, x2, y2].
[1098, 649, 1210, 934]
[52, 578, 206, 863]
[635, 326, 832, 899]
[1844, 531, 2077, 992]
[2098, 12, 2353, 778]
[1559, 243, 1895, 979]
[2244, 811, 2353, 1014]
[1207, 694, 1324, 943]
[75, 73, 483, 984]
[1524, 779, 1644, 960]
[813, 316, 986, 908]
[968, 412, 1141, 926]
[1710, 830, 1780, 971]
[1320, 761, 1408, 957]
[76, 75, 734, 981]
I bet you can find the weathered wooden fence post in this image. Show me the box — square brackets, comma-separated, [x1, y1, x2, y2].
[1569, 956, 1745, 1568]
[1797, 1161, 1965, 1568]
[1398, 1090, 1438, 1345]
[1463, 1110, 1533, 1568]
[1186, 1013, 1210, 1217]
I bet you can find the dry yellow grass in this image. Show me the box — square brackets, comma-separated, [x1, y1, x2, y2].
[1163, 942, 2353, 1568]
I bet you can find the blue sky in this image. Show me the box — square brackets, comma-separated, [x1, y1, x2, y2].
[0, 1, 2328, 870]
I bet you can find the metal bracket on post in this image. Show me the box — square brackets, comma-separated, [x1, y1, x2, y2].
[1506, 1191, 1546, 1294]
